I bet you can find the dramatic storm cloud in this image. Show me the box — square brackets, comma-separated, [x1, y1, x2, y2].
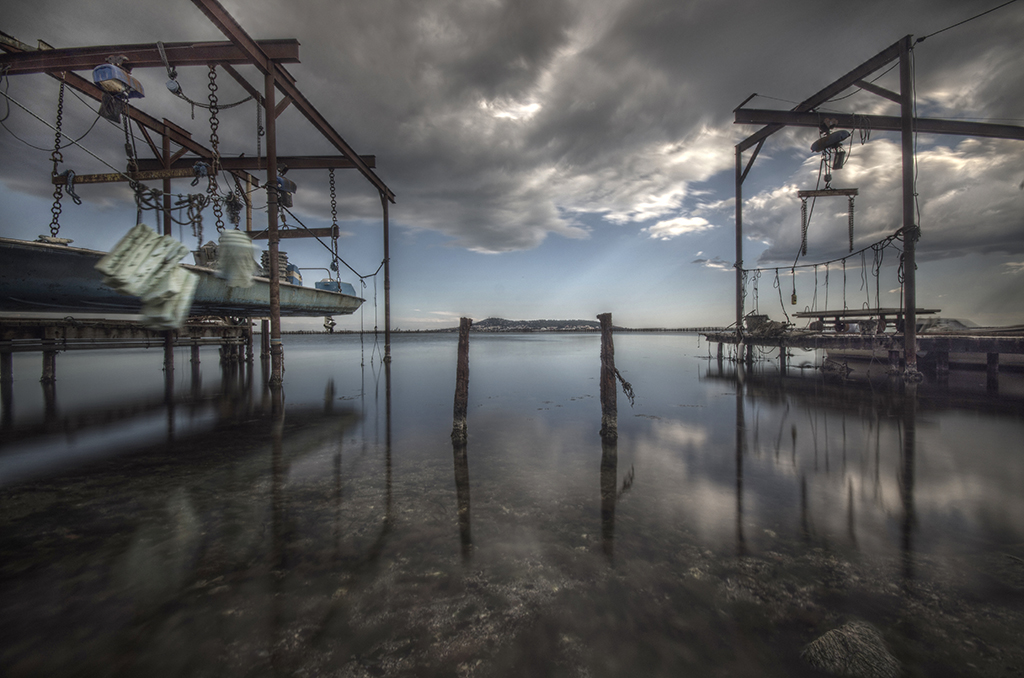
[2, 0, 1022, 327]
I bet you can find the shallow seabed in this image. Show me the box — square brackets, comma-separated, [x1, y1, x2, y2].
[2, 333, 1023, 677]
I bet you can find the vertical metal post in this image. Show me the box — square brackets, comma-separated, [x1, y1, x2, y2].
[162, 123, 172, 236]
[245, 174, 253, 232]
[735, 147, 744, 339]
[265, 70, 283, 385]
[381, 192, 392, 363]
[899, 36, 918, 375]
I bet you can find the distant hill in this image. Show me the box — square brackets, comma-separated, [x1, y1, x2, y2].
[457, 317, 612, 332]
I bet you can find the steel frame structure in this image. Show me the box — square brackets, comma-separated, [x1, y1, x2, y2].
[0, 0, 396, 384]
[733, 34, 1024, 377]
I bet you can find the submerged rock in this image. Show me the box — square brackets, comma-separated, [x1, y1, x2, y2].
[801, 620, 900, 678]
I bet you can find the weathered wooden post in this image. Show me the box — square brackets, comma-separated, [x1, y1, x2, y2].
[190, 342, 202, 397]
[598, 313, 617, 440]
[451, 317, 472, 442]
[987, 353, 999, 392]
[245, 319, 254, 364]
[163, 330, 175, 375]
[261, 319, 270, 359]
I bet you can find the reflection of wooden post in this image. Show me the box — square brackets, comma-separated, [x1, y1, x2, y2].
[599, 313, 616, 440]
[2, 352, 13, 429]
[600, 437, 617, 559]
[453, 439, 472, 560]
[451, 317, 471, 442]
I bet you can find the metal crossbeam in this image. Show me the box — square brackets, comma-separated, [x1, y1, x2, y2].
[0, 39, 300, 75]
[736, 108, 1024, 142]
[134, 155, 376, 172]
[191, 0, 395, 203]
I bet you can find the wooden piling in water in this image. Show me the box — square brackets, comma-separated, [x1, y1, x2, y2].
[451, 317, 472, 443]
[41, 344, 56, 384]
[599, 313, 617, 440]
[1, 352, 11, 385]
[163, 330, 175, 374]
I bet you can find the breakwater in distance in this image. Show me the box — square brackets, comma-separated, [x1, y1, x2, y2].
[2, 332, 1023, 677]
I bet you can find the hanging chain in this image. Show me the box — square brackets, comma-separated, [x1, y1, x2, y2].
[848, 195, 855, 252]
[121, 101, 144, 222]
[329, 168, 340, 274]
[207, 65, 224, 232]
[48, 81, 66, 237]
[799, 197, 809, 256]
[256, 99, 264, 172]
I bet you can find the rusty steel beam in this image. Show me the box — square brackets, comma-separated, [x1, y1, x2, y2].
[1, 39, 263, 186]
[51, 168, 218, 184]
[191, 0, 395, 203]
[0, 39, 300, 75]
[249, 227, 339, 240]
[737, 39, 902, 152]
[134, 155, 375, 172]
[736, 108, 1024, 142]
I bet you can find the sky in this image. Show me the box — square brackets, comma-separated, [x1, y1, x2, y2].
[1, 0, 1023, 330]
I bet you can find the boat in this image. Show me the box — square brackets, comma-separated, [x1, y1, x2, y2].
[0, 236, 364, 318]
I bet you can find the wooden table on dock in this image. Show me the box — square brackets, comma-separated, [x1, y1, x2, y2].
[793, 308, 940, 334]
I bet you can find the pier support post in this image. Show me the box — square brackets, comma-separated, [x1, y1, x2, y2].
[744, 342, 754, 368]
[261, 319, 270, 359]
[935, 350, 949, 383]
[716, 342, 724, 365]
[987, 353, 999, 392]
[1, 352, 12, 430]
[163, 330, 175, 374]
[888, 350, 901, 373]
[41, 344, 56, 384]
[245, 319, 254, 364]
[451, 317, 472, 443]
[779, 346, 788, 375]
[599, 313, 617, 441]
[190, 343, 202, 396]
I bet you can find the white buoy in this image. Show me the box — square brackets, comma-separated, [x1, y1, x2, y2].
[217, 229, 257, 289]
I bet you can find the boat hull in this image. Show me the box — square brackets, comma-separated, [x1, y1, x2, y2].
[0, 237, 364, 318]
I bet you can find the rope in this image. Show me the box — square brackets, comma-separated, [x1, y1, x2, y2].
[278, 204, 385, 282]
[915, 0, 1019, 43]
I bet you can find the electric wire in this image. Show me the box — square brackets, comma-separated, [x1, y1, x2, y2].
[915, 0, 1019, 44]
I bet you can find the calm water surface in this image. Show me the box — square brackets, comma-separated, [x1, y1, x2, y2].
[2, 332, 1023, 677]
